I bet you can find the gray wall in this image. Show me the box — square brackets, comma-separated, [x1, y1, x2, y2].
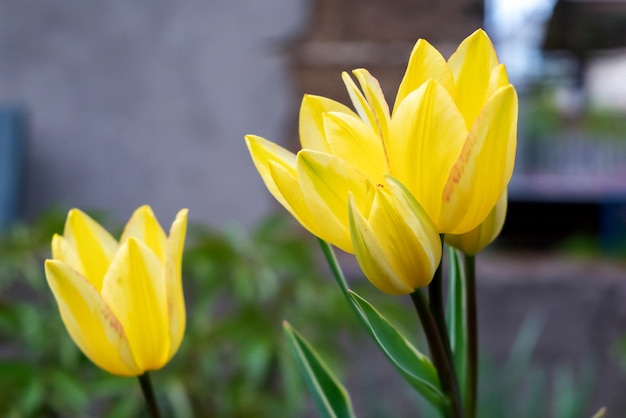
[0, 1, 309, 227]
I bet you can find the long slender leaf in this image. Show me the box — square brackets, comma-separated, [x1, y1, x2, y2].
[319, 239, 447, 412]
[283, 321, 355, 418]
[348, 290, 447, 410]
[445, 246, 467, 395]
[318, 239, 351, 300]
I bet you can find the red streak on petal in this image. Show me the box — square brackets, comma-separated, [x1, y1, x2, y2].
[101, 304, 125, 339]
[443, 130, 476, 202]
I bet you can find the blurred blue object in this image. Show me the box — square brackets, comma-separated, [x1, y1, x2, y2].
[0, 108, 26, 230]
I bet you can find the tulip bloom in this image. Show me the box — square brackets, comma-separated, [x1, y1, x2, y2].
[246, 29, 516, 293]
[246, 29, 516, 247]
[349, 177, 441, 295]
[445, 191, 507, 255]
[44, 205, 188, 376]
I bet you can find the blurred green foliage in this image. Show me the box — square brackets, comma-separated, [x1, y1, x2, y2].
[0, 209, 604, 417]
[0, 209, 357, 417]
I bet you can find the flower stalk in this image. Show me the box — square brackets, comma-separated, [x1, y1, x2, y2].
[410, 289, 464, 418]
[464, 254, 477, 418]
[138, 372, 161, 418]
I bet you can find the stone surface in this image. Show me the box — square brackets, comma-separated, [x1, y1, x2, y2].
[0, 0, 487, 226]
[0, 0, 309, 226]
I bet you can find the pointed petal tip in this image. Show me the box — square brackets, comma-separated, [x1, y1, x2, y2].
[124, 237, 147, 256]
[45, 259, 79, 288]
[51, 233, 63, 251]
[171, 209, 189, 234]
[175, 208, 189, 219]
[244, 134, 264, 146]
[470, 28, 490, 41]
[66, 208, 85, 224]
[129, 205, 156, 222]
[245, 134, 280, 151]
[67, 208, 81, 217]
[44, 258, 58, 271]
[351, 67, 368, 76]
[138, 204, 153, 212]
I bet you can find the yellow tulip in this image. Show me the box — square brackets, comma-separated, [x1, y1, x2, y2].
[445, 190, 507, 255]
[246, 29, 516, 253]
[349, 177, 442, 295]
[387, 29, 517, 234]
[44, 205, 188, 376]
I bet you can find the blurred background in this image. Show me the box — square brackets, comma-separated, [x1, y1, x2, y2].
[2, 0, 626, 416]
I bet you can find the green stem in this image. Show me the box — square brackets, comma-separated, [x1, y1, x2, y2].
[411, 290, 463, 418]
[138, 372, 161, 418]
[428, 237, 463, 416]
[464, 254, 477, 418]
[318, 239, 350, 299]
[428, 250, 449, 348]
[319, 238, 463, 416]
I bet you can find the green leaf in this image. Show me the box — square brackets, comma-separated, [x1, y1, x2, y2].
[164, 379, 194, 418]
[445, 246, 467, 395]
[283, 321, 355, 418]
[18, 378, 45, 416]
[319, 239, 446, 412]
[49, 369, 89, 409]
[348, 290, 446, 410]
[318, 240, 351, 299]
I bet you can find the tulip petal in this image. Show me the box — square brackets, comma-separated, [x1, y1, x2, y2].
[51, 234, 84, 275]
[349, 195, 413, 295]
[388, 80, 467, 228]
[394, 39, 455, 114]
[298, 151, 375, 253]
[101, 239, 169, 371]
[349, 178, 440, 295]
[63, 209, 119, 291]
[164, 209, 188, 360]
[384, 177, 442, 272]
[120, 205, 167, 263]
[342, 71, 376, 129]
[352, 68, 391, 141]
[299, 94, 354, 153]
[486, 63, 510, 99]
[445, 190, 507, 255]
[245, 134, 299, 212]
[441, 85, 518, 234]
[247, 137, 320, 236]
[44, 260, 141, 376]
[447, 29, 500, 128]
[323, 111, 387, 183]
[268, 160, 323, 238]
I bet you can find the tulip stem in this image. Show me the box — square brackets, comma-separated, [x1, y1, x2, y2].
[464, 254, 477, 418]
[318, 239, 351, 299]
[428, 245, 449, 350]
[427, 237, 463, 416]
[411, 290, 463, 418]
[138, 372, 161, 418]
